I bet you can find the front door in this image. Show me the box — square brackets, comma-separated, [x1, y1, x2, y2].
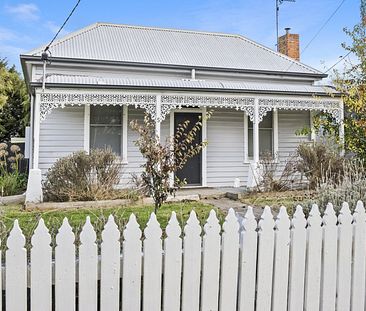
[174, 112, 202, 186]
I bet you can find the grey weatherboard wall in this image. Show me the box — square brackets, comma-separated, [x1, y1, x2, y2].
[38, 107, 311, 187]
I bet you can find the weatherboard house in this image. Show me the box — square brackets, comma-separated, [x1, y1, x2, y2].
[21, 23, 343, 203]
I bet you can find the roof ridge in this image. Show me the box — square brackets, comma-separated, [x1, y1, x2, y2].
[234, 34, 321, 74]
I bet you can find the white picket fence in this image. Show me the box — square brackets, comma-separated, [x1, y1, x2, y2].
[1, 201, 366, 311]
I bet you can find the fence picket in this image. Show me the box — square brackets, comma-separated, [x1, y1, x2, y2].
[122, 214, 142, 311]
[4, 203, 366, 310]
[256, 206, 275, 311]
[219, 208, 240, 311]
[336, 202, 353, 311]
[181, 211, 202, 311]
[79, 217, 98, 311]
[163, 212, 182, 311]
[31, 219, 52, 311]
[6, 220, 27, 311]
[287, 205, 307, 311]
[201, 210, 221, 311]
[238, 207, 258, 311]
[272, 206, 291, 311]
[321, 203, 338, 311]
[351, 201, 366, 310]
[143, 213, 163, 311]
[55, 218, 75, 311]
[100, 215, 120, 311]
[304, 204, 322, 311]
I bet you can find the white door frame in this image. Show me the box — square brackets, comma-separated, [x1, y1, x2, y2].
[169, 108, 207, 187]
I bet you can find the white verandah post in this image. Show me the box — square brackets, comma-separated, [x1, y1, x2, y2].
[155, 95, 162, 139]
[253, 98, 260, 164]
[26, 92, 43, 203]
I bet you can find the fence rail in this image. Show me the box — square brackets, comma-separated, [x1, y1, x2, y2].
[2, 201, 366, 311]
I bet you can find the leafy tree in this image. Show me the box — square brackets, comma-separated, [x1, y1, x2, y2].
[0, 60, 29, 142]
[130, 112, 211, 213]
[313, 19, 366, 159]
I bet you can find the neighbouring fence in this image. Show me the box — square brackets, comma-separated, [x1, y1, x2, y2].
[1, 202, 366, 311]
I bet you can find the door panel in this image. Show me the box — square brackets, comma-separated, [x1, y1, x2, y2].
[174, 112, 202, 185]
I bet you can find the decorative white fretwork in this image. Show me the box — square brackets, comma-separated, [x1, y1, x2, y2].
[39, 92, 157, 122]
[161, 95, 256, 120]
[38, 91, 343, 124]
[258, 98, 343, 123]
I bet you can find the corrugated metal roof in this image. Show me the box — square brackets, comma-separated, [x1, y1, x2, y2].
[27, 23, 322, 76]
[37, 74, 337, 95]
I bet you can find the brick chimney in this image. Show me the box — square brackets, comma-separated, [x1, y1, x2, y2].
[278, 28, 300, 61]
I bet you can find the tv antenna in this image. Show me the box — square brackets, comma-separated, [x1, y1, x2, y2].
[276, 0, 296, 51]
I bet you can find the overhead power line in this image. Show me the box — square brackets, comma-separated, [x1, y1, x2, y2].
[44, 0, 81, 53]
[324, 51, 352, 73]
[284, 0, 347, 73]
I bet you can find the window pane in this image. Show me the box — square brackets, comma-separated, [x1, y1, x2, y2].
[90, 126, 121, 155]
[259, 130, 273, 155]
[248, 129, 273, 157]
[90, 106, 121, 125]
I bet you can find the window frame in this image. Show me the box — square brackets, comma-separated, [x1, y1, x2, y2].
[244, 110, 279, 163]
[85, 105, 128, 163]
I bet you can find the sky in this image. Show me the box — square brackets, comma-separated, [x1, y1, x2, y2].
[0, 0, 361, 74]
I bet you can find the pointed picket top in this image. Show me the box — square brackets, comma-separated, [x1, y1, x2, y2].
[307, 204, 322, 227]
[258, 206, 275, 232]
[184, 210, 202, 236]
[242, 206, 258, 232]
[223, 208, 240, 234]
[166, 212, 181, 238]
[102, 215, 120, 242]
[31, 218, 51, 247]
[338, 202, 353, 225]
[80, 216, 97, 245]
[123, 213, 141, 241]
[275, 206, 290, 231]
[322, 203, 337, 226]
[7, 220, 25, 249]
[353, 200, 366, 223]
[56, 218, 75, 245]
[144, 212, 162, 239]
[204, 210, 221, 235]
[291, 205, 307, 229]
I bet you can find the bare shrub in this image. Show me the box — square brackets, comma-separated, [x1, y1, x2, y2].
[316, 159, 366, 212]
[256, 152, 298, 192]
[43, 148, 121, 202]
[130, 112, 211, 213]
[295, 139, 344, 189]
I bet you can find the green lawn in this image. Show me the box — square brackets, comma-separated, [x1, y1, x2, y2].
[0, 201, 224, 244]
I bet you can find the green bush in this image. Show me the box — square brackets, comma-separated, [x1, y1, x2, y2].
[43, 149, 121, 202]
[0, 142, 27, 196]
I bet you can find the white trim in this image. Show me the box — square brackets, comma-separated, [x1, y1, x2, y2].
[33, 93, 41, 170]
[170, 108, 206, 186]
[84, 105, 90, 153]
[243, 113, 249, 163]
[202, 107, 207, 187]
[339, 101, 345, 155]
[155, 94, 162, 138]
[122, 105, 128, 162]
[273, 109, 279, 160]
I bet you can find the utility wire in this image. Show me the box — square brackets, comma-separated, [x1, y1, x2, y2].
[285, 0, 347, 72]
[324, 50, 352, 73]
[44, 0, 81, 52]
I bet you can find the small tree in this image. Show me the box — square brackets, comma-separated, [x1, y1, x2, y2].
[130, 112, 211, 213]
